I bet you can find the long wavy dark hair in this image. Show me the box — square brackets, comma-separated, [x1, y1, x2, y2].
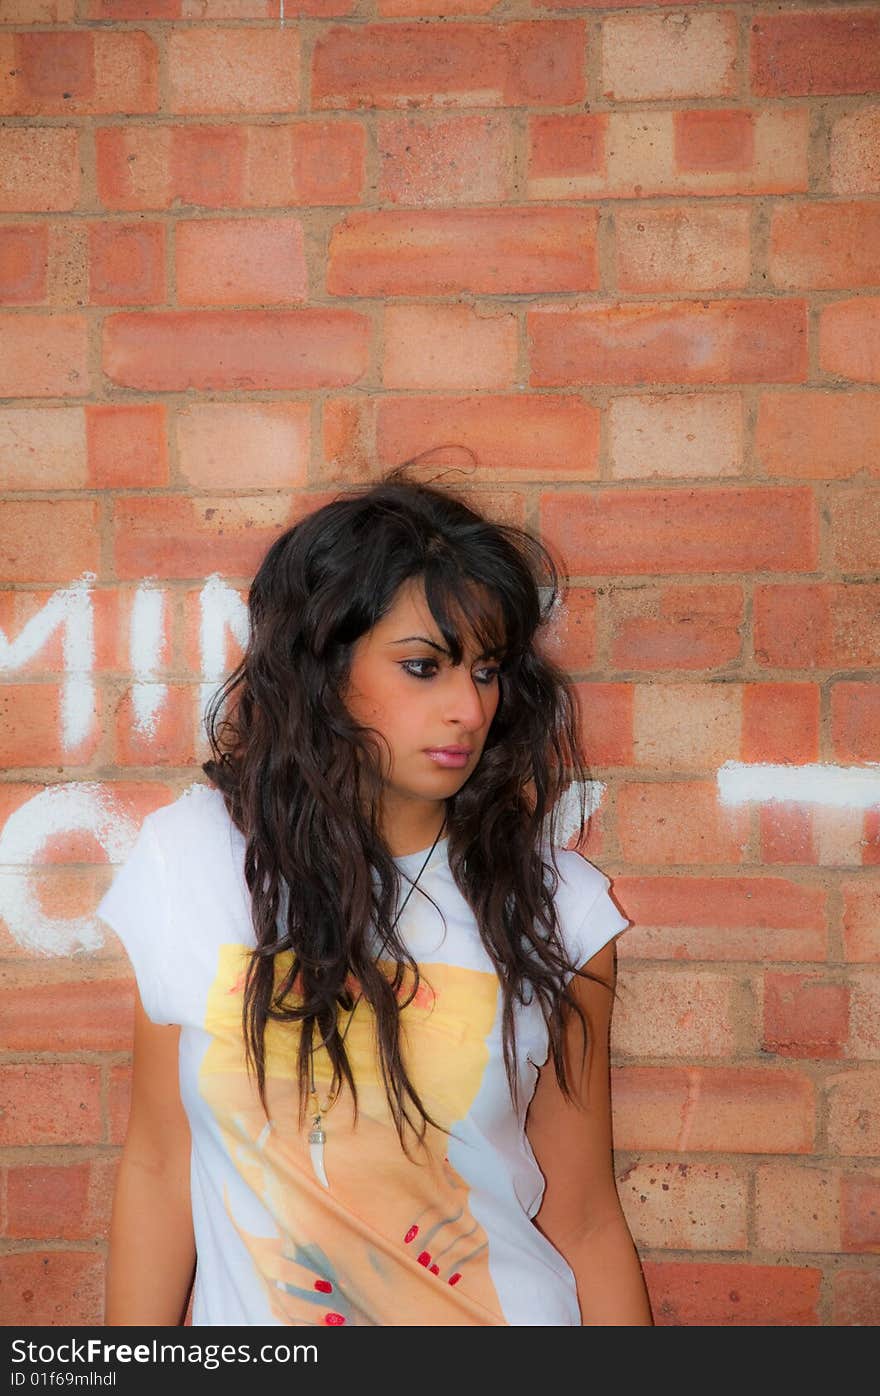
[202, 464, 605, 1153]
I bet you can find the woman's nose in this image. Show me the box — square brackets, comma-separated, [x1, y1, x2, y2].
[443, 669, 490, 727]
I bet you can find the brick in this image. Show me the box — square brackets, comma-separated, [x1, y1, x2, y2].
[378, 0, 496, 12]
[89, 0, 179, 12]
[814, 806, 867, 872]
[1, 1, 75, 16]
[0, 1064, 101, 1146]
[86, 403, 168, 489]
[0, 783, 172, 849]
[541, 486, 817, 576]
[175, 217, 307, 307]
[0, 224, 47, 304]
[751, 9, 880, 97]
[97, 122, 365, 211]
[616, 1160, 748, 1252]
[0, 31, 158, 116]
[602, 12, 737, 102]
[383, 304, 517, 391]
[611, 1065, 815, 1152]
[0, 129, 79, 213]
[611, 968, 742, 1057]
[769, 202, 880, 290]
[608, 583, 744, 671]
[755, 1163, 840, 1252]
[107, 1064, 131, 1147]
[114, 685, 197, 766]
[842, 1172, 880, 1252]
[759, 803, 815, 868]
[536, 588, 597, 674]
[756, 390, 880, 479]
[833, 1269, 880, 1324]
[175, 402, 310, 490]
[312, 21, 585, 109]
[832, 682, 880, 764]
[0, 500, 99, 582]
[574, 682, 633, 766]
[5, 1158, 116, 1242]
[527, 108, 808, 200]
[842, 880, 880, 962]
[608, 392, 742, 480]
[88, 0, 353, 12]
[322, 397, 375, 480]
[113, 494, 292, 580]
[830, 487, 880, 571]
[615, 205, 750, 294]
[89, 221, 164, 306]
[849, 970, 880, 1059]
[826, 1067, 880, 1155]
[741, 683, 819, 764]
[632, 681, 741, 773]
[613, 873, 827, 964]
[528, 114, 605, 192]
[762, 972, 849, 1059]
[103, 310, 369, 391]
[0, 978, 132, 1051]
[0, 406, 86, 489]
[168, 28, 300, 114]
[0, 1252, 104, 1326]
[529, 299, 808, 387]
[754, 583, 880, 669]
[617, 781, 748, 866]
[378, 114, 512, 206]
[0, 683, 102, 765]
[0, 313, 89, 398]
[329, 209, 598, 296]
[375, 395, 601, 480]
[675, 108, 753, 173]
[830, 106, 880, 195]
[644, 1260, 820, 1326]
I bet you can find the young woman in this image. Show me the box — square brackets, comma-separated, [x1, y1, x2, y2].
[98, 467, 653, 1327]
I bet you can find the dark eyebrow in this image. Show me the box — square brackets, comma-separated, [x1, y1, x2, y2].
[389, 635, 506, 659]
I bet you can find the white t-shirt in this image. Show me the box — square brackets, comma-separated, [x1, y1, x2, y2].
[97, 782, 630, 1327]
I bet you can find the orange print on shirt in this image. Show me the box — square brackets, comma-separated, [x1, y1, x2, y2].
[199, 946, 506, 1326]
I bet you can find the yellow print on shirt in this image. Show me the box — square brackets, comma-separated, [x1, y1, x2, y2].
[199, 945, 506, 1326]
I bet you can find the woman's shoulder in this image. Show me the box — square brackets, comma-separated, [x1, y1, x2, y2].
[145, 781, 236, 848]
[542, 843, 613, 905]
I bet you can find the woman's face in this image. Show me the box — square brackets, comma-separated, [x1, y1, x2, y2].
[341, 576, 504, 850]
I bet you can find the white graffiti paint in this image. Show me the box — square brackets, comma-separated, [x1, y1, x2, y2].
[0, 574, 95, 749]
[199, 573, 249, 725]
[717, 761, 880, 810]
[130, 583, 166, 738]
[0, 783, 138, 955]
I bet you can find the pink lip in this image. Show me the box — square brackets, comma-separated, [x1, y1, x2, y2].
[424, 748, 471, 768]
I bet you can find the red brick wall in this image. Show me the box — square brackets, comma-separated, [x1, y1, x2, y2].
[1, 2, 878, 1327]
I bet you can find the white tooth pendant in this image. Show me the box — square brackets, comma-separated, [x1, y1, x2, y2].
[308, 1116, 330, 1189]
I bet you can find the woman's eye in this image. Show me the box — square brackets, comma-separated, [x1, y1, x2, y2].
[399, 660, 501, 685]
[400, 659, 438, 680]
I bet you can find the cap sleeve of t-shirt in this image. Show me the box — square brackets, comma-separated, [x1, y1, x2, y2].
[552, 849, 631, 979]
[96, 813, 176, 1026]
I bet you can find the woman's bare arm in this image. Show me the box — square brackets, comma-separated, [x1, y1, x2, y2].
[104, 989, 196, 1325]
[525, 940, 653, 1326]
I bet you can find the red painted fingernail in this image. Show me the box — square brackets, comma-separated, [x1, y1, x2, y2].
[324, 1312, 345, 1325]
[429, 1264, 440, 1275]
[314, 1279, 332, 1293]
[404, 1225, 418, 1244]
[417, 1250, 431, 1267]
[449, 1272, 462, 1286]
